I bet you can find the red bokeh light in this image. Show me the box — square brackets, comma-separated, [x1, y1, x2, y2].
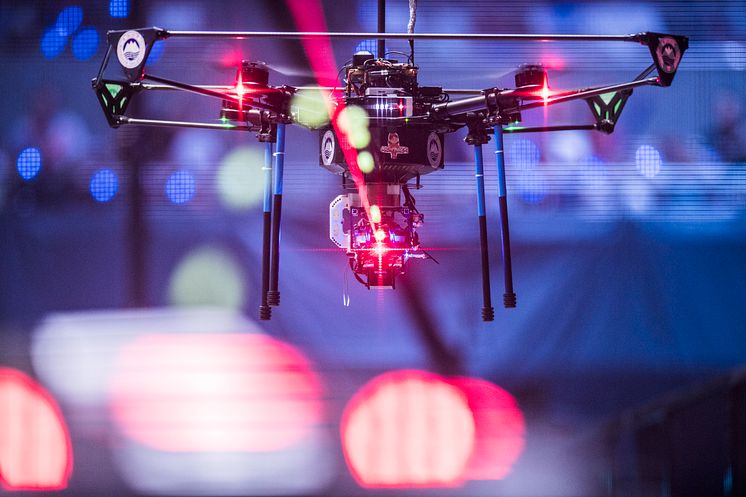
[109, 333, 324, 453]
[0, 368, 73, 491]
[341, 370, 475, 488]
[450, 377, 525, 480]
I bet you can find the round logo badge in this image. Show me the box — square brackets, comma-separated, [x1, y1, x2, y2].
[321, 130, 336, 165]
[117, 30, 146, 69]
[655, 37, 680, 74]
[426, 132, 442, 168]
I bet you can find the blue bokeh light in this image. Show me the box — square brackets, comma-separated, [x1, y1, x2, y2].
[41, 27, 66, 59]
[109, 0, 130, 18]
[354, 40, 378, 58]
[508, 138, 541, 169]
[72, 27, 99, 60]
[518, 170, 547, 204]
[166, 170, 196, 204]
[16, 148, 42, 181]
[635, 145, 662, 178]
[55, 6, 83, 36]
[89, 169, 119, 202]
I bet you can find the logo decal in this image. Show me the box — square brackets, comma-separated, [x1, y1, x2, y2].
[380, 132, 409, 159]
[321, 130, 336, 165]
[655, 37, 681, 74]
[117, 30, 146, 69]
[426, 132, 442, 168]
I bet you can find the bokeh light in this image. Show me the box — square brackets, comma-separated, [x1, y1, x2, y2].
[55, 6, 83, 37]
[216, 146, 264, 210]
[517, 169, 547, 204]
[109, 333, 324, 452]
[31, 308, 261, 408]
[635, 144, 662, 178]
[89, 168, 118, 202]
[291, 87, 331, 128]
[109, 0, 130, 18]
[337, 106, 371, 150]
[0, 368, 72, 491]
[165, 170, 196, 204]
[348, 128, 371, 149]
[547, 130, 592, 163]
[71, 27, 98, 60]
[16, 148, 41, 181]
[40, 28, 66, 59]
[337, 106, 369, 137]
[341, 370, 475, 488]
[450, 377, 525, 480]
[167, 246, 247, 309]
[357, 150, 375, 173]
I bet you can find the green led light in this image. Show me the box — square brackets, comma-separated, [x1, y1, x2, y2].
[106, 83, 122, 98]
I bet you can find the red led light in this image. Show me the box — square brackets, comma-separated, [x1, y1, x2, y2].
[541, 77, 550, 105]
[234, 68, 245, 120]
[341, 370, 475, 488]
[0, 368, 73, 491]
[109, 333, 324, 453]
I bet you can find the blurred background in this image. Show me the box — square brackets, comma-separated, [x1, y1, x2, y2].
[0, 0, 745, 496]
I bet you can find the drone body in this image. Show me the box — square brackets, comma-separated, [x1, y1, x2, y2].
[92, 23, 688, 321]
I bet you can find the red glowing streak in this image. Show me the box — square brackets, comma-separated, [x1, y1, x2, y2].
[235, 69, 245, 119]
[541, 78, 550, 105]
[286, 0, 374, 226]
[0, 368, 73, 491]
[341, 370, 475, 488]
[109, 334, 324, 453]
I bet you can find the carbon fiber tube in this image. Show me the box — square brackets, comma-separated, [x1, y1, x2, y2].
[494, 126, 517, 308]
[267, 123, 286, 307]
[473, 145, 494, 321]
[259, 143, 273, 320]
[430, 94, 488, 117]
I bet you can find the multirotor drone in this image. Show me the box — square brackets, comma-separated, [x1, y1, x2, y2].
[92, 12, 687, 322]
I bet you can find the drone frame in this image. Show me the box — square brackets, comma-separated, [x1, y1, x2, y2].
[92, 27, 688, 321]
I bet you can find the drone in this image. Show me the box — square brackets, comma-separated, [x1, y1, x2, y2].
[92, 13, 687, 322]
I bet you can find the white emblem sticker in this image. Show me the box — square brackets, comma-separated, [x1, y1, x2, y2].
[380, 132, 409, 159]
[321, 130, 336, 165]
[117, 30, 146, 69]
[426, 132, 442, 168]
